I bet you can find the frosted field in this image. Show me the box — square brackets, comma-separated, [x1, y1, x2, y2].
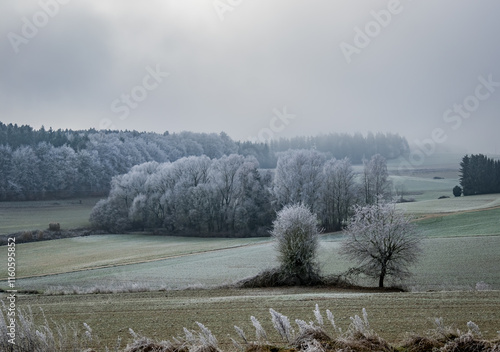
[0, 198, 99, 235]
[5, 234, 269, 278]
[397, 193, 500, 214]
[10, 230, 500, 293]
[416, 207, 500, 238]
[3, 192, 500, 293]
[11, 240, 277, 292]
[389, 175, 459, 201]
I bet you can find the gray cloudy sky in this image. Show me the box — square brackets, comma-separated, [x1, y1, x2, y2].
[1, 0, 499, 153]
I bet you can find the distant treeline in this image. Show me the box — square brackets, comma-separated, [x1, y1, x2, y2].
[267, 132, 409, 163]
[459, 154, 500, 196]
[0, 122, 408, 201]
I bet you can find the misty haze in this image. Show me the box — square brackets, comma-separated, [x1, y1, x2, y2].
[1, 1, 499, 351]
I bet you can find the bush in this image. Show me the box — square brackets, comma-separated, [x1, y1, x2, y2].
[48, 222, 61, 231]
[271, 204, 321, 285]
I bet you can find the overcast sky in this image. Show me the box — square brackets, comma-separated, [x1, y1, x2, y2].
[1, 0, 499, 153]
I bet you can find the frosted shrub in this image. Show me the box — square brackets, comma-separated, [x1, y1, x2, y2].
[475, 281, 491, 291]
[271, 203, 321, 285]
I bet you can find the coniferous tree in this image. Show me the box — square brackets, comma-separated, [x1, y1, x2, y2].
[453, 185, 462, 197]
[460, 154, 500, 196]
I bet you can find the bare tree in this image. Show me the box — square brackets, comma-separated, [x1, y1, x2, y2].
[362, 154, 390, 205]
[321, 157, 357, 231]
[340, 201, 422, 288]
[271, 203, 321, 284]
[273, 149, 325, 213]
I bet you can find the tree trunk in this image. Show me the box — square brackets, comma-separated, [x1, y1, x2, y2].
[378, 274, 385, 288]
[379, 266, 386, 288]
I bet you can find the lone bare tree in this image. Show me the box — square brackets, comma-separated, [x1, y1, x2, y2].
[271, 203, 321, 285]
[340, 201, 422, 288]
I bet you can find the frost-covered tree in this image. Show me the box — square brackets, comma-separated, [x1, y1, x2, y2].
[362, 154, 390, 205]
[89, 197, 131, 233]
[340, 201, 422, 288]
[9, 146, 41, 200]
[271, 203, 321, 284]
[75, 149, 104, 195]
[234, 161, 274, 235]
[44, 145, 78, 197]
[0, 145, 12, 200]
[89, 162, 159, 232]
[90, 154, 272, 236]
[273, 149, 325, 213]
[210, 154, 245, 231]
[321, 158, 357, 231]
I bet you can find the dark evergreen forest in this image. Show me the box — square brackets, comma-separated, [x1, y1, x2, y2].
[459, 154, 500, 196]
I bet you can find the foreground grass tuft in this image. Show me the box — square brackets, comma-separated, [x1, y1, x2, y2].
[2, 302, 500, 351]
[0, 303, 99, 352]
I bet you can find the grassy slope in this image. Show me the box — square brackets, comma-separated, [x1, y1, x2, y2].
[390, 175, 459, 201]
[0, 198, 99, 235]
[10, 229, 500, 292]
[415, 207, 500, 238]
[9, 241, 277, 291]
[3, 234, 270, 279]
[397, 193, 500, 214]
[4, 193, 500, 292]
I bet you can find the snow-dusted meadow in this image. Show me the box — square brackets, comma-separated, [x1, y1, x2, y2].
[10, 205, 500, 293]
